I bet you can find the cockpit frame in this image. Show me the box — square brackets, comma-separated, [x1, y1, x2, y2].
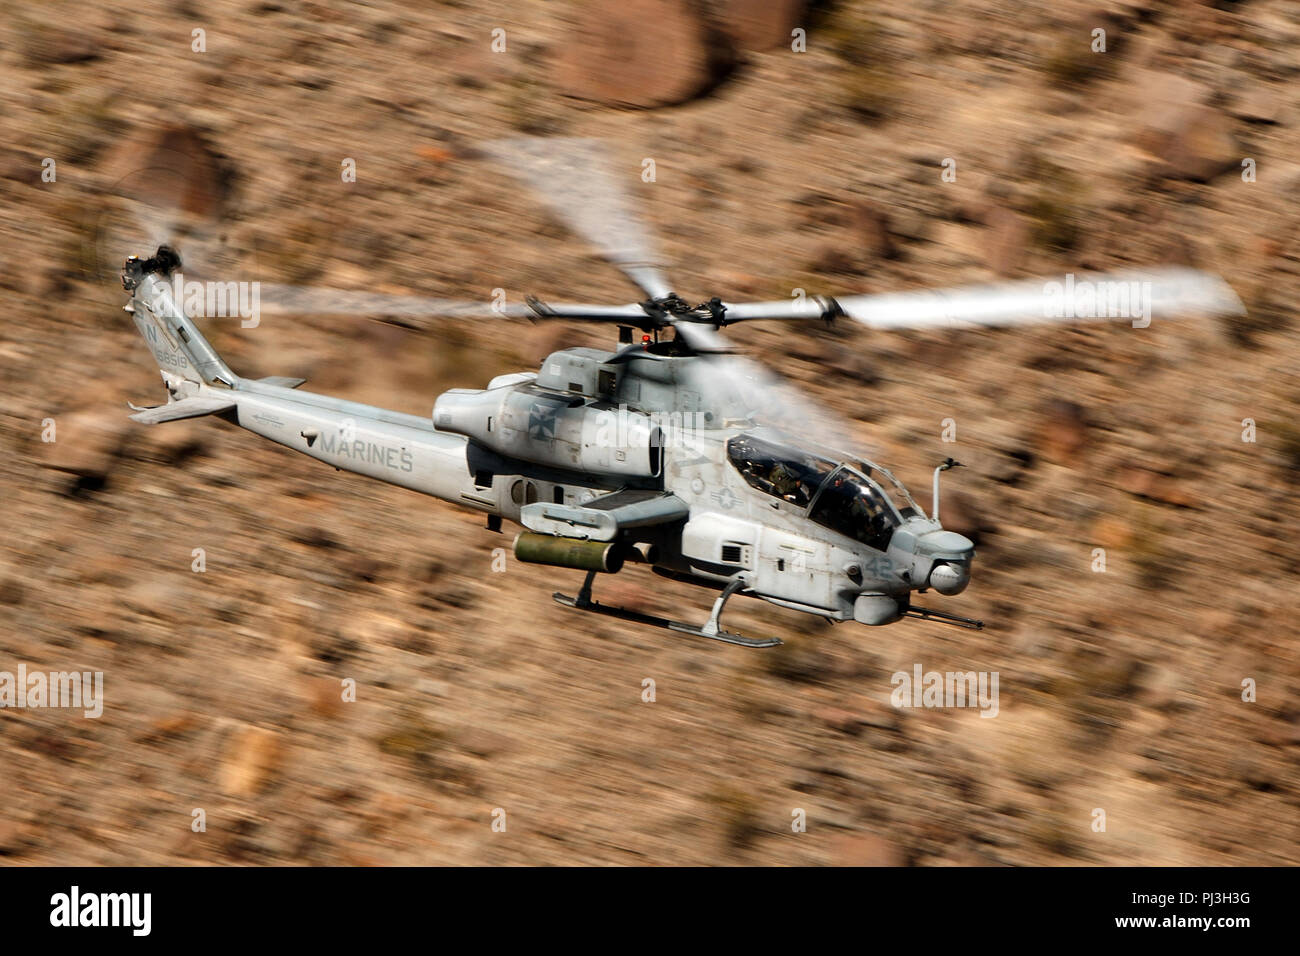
[725, 431, 920, 552]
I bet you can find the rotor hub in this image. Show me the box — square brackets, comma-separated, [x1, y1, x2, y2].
[637, 294, 732, 329]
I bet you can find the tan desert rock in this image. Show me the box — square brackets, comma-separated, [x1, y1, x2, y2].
[33, 408, 130, 480]
[553, 0, 726, 108]
[715, 0, 808, 53]
[220, 725, 284, 798]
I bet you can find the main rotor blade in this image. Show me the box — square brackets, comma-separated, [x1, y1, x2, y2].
[691, 350, 857, 450]
[482, 137, 675, 300]
[716, 269, 1243, 329]
[669, 319, 734, 354]
[253, 286, 655, 326]
[524, 300, 649, 322]
[715, 297, 836, 323]
[834, 268, 1244, 331]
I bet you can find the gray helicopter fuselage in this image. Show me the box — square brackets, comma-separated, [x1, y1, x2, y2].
[231, 371, 927, 623]
[127, 267, 974, 630]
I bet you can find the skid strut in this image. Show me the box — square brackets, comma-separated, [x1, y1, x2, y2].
[554, 571, 781, 648]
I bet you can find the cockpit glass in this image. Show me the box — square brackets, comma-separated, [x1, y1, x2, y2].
[727, 435, 836, 508]
[860, 462, 922, 518]
[808, 467, 899, 552]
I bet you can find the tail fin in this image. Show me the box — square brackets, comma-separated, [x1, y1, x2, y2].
[123, 247, 238, 389]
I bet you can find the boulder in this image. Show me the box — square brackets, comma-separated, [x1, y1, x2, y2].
[220, 725, 284, 798]
[983, 207, 1029, 276]
[553, 0, 729, 108]
[34, 408, 129, 480]
[1159, 106, 1240, 182]
[22, 26, 101, 65]
[0, 820, 36, 856]
[715, 0, 807, 53]
[104, 123, 230, 219]
[848, 199, 897, 261]
[830, 831, 904, 866]
[1036, 399, 1088, 466]
[1132, 74, 1239, 182]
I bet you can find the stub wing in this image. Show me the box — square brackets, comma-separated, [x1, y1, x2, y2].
[522, 489, 689, 541]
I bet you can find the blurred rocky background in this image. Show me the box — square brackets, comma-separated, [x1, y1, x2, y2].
[0, 0, 1297, 865]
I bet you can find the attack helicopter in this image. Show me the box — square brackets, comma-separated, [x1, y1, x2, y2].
[119, 138, 1243, 647]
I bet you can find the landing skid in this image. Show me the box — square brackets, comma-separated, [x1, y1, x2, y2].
[553, 572, 782, 648]
[905, 604, 985, 630]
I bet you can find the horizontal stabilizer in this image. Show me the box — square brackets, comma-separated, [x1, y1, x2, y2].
[128, 395, 237, 425]
[256, 376, 307, 389]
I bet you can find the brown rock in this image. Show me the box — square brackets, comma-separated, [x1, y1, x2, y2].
[444, 40, 521, 90]
[1037, 400, 1088, 466]
[1230, 86, 1285, 125]
[1162, 106, 1239, 182]
[456, 727, 514, 758]
[848, 200, 897, 261]
[144, 713, 200, 742]
[1090, 515, 1132, 550]
[831, 832, 904, 867]
[1255, 715, 1300, 749]
[1136, 663, 1187, 712]
[34, 408, 129, 479]
[0, 576, 25, 607]
[220, 726, 283, 798]
[22, 26, 102, 65]
[0, 820, 36, 856]
[123, 579, 185, 621]
[553, 1, 728, 108]
[104, 124, 230, 219]
[1118, 464, 1156, 499]
[815, 706, 866, 736]
[715, 270, 763, 296]
[983, 207, 1030, 276]
[1117, 465, 1196, 508]
[305, 676, 345, 719]
[810, 243, 857, 276]
[987, 444, 1035, 486]
[715, 0, 807, 53]
[1132, 74, 1239, 182]
[0, 149, 38, 187]
[416, 145, 455, 165]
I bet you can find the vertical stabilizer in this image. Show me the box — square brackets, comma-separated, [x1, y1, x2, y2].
[123, 247, 237, 388]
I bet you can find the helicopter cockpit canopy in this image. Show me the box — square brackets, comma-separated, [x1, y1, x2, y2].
[807, 466, 899, 552]
[727, 432, 920, 552]
[727, 434, 837, 508]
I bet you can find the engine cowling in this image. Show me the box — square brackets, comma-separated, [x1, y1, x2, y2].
[433, 386, 662, 478]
